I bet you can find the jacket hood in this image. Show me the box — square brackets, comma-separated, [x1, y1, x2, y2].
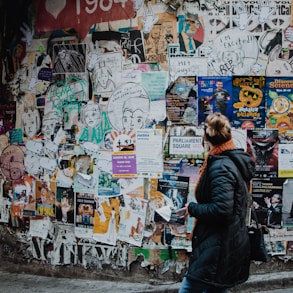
[222, 149, 255, 181]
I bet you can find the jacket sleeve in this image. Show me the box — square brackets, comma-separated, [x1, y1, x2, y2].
[188, 159, 237, 224]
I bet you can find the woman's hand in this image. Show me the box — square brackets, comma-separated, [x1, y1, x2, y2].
[176, 203, 189, 219]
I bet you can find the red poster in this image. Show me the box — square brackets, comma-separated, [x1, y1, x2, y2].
[34, 0, 135, 39]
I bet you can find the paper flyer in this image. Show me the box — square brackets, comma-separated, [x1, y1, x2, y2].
[136, 129, 164, 178]
[117, 194, 148, 246]
[93, 196, 120, 246]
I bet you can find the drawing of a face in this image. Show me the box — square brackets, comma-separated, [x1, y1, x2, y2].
[122, 97, 150, 130]
[22, 109, 40, 138]
[42, 113, 58, 140]
[85, 109, 100, 128]
[107, 83, 150, 131]
[81, 101, 101, 128]
[97, 67, 110, 89]
[0, 145, 24, 180]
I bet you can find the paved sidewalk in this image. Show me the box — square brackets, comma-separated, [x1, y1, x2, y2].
[0, 269, 292, 293]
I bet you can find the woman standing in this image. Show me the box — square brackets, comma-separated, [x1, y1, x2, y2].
[179, 113, 255, 293]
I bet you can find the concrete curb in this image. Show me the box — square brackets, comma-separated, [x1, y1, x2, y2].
[134, 271, 293, 293]
[0, 269, 292, 293]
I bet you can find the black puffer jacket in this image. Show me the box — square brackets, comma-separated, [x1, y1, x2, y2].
[186, 149, 255, 288]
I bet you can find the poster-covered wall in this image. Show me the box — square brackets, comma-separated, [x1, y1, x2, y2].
[1, 0, 293, 271]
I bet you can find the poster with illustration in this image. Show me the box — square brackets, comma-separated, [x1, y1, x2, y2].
[232, 76, 266, 128]
[266, 77, 293, 129]
[93, 196, 121, 246]
[198, 76, 233, 125]
[13, 175, 36, 217]
[75, 192, 95, 239]
[165, 76, 198, 126]
[247, 129, 279, 178]
[137, 10, 178, 71]
[53, 43, 86, 74]
[36, 181, 56, 217]
[117, 194, 148, 246]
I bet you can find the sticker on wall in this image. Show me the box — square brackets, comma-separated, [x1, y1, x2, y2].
[0, 145, 25, 181]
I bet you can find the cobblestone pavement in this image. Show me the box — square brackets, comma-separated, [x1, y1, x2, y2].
[0, 269, 292, 293]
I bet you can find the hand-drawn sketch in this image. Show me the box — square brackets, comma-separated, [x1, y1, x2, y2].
[53, 44, 86, 74]
[107, 83, 150, 131]
[41, 111, 59, 141]
[22, 108, 41, 138]
[78, 100, 103, 144]
[140, 3, 159, 34]
[0, 145, 25, 181]
[266, 44, 293, 76]
[233, 0, 253, 30]
[207, 28, 259, 75]
[139, 13, 178, 70]
[88, 51, 122, 95]
[92, 61, 116, 93]
[253, 0, 276, 24]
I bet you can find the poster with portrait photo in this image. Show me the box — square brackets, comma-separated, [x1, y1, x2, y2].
[154, 174, 189, 225]
[247, 129, 279, 178]
[251, 178, 285, 229]
[198, 76, 233, 125]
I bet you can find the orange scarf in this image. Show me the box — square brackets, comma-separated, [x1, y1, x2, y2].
[189, 139, 236, 239]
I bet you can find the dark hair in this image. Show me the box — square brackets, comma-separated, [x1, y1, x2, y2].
[204, 113, 232, 145]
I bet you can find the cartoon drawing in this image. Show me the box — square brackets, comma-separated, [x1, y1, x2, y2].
[53, 44, 86, 73]
[92, 61, 116, 93]
[141, 3, 159, 34]
[253, 0, 276, 24]
[259, 29, 283, 56]
[107, 83, 150, 131]
[0, 145, 25, 181]
[207, 28, 258, 75]
[133, 0, 144, 12]
[266, 44, 293, 76]
[78, 100, 103, 144]
[178, 15, 203, 54]
[20, 23, 35, 47]
[22, 109, 41, 138]
[87, 40, 102, 72]
[233, 0, 253, 30]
